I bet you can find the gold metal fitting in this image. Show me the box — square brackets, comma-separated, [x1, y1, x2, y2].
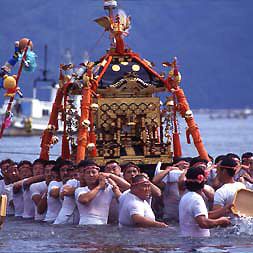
[87, 143, 95, 151]
[81, 119, 90, 128]
[90, 103, 99, 111]
[185, 110, 193, 118]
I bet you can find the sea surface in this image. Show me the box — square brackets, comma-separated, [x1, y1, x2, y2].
[0, 112, 253, 253]
[1, 216, 253, 253]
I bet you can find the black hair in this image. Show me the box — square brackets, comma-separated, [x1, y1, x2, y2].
[220, 157, 237, 177]
[18, 160, 32, 169]
[132, 174, 147, 184]
[208, 154, 214, 163]
[122, 162, 140, 173]
[214, 155, 226, 165]
[185, 166, 205, 192]
[77, 159, 98, 169]
[173, 157, 192, 164]
[45, 160, 56, 167]
[55, 156, 64, 165]
[105, 160, 119, 166]
[241, 152, 253, 160]
[33, 159, 46, 166]
[226, 153, 240, 161]
[190, 157, 208, 168]
[59, 160, 74, 169]
[51, 164, 61, 174]
[0, 159, 14, 166]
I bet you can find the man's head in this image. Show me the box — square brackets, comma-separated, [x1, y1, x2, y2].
[104, 160, 121, 176]
[32, 159, 46, 176]
[0, 159, 14, 177]
[78, 160, 100, 187]
[217, 156, 237, 181]
[226, 153, 241, 166]
[241, 152, 253, 167]
[185, 166, 206, 192]
[131, 174, 151, 201]
[214, 155, 226, 165]
[59, 160, 74, 184]
[190, 157, 208, 170]
[44, 160, 56, 184]
[122, 162, 140, 184]
[18, 160, 33, 179]
[7, 162, 20, 183]
[51, 165, 61, 182]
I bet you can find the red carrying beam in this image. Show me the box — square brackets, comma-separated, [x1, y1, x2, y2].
[76, 87, 92, 163]
[40, 88, 64, 160]
[173, 88, 210, 161]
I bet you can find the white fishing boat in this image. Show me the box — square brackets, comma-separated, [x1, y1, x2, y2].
[0, 45, 63, 136]
[0, 83, 60, 136]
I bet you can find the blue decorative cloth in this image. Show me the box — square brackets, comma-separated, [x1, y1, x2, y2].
[19, 48, 37, 72]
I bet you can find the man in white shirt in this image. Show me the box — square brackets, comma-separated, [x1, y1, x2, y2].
[179, 167, 230, 237]
[0, 159, 15, 215]
[13, 161, 33, 217]
[119, 174, 168, 228]
[104, 161, 132, 224]
[104, 160, 122, 177]
[54, 160, 79, 224]
[44, 164, 62, 223]
[153, 164, 184, 222]
[75, 160, 121, 225]
[211, 156, 246, 218]
[30, 159, 47, 221]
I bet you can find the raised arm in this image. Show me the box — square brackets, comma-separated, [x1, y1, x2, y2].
[78, 175, 106, 205]
[152, 166, 178, 188]
[100, 172, 130, 191]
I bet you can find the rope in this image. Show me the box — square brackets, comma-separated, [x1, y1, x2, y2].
[89, 30, 106, 56]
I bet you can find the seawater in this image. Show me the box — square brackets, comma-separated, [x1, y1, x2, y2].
[1, 217, 253, 253]
[0, 112, 253, 252]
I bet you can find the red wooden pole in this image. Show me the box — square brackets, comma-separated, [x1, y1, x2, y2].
[0, 40, 31, 138]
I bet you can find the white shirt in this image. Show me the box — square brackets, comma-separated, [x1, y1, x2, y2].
[54, 179, 80, 225]
[75, 184, 114, 225]
[4, 183, 15, 215]
[0, 179, 5, 195]
[119, 191, 155, 227]
[30, 181, 47, 221]
[22, 179, 35, 219]
[13, 190, 24, 217]
[44, 181, 63, 222]
[179, 191, 210, 237]
[162, 170, 183, 221]
[245, 181, 253, 190]
[214, 182, 246, 208]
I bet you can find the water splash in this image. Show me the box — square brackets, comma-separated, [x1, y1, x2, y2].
[233, 217, 253, 235]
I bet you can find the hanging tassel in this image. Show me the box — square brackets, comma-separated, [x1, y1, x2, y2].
[172, 94, 182, 158]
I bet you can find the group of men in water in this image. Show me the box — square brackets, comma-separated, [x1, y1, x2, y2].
[0, 152, 253, 237]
